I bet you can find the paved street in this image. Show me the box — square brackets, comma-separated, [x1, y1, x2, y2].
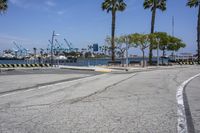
[0, 66, 200, 133]
[0, 68, 101, 94]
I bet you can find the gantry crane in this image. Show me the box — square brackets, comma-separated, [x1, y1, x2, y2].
[13, 41, 29, 57]
[64, 38, 74, 52]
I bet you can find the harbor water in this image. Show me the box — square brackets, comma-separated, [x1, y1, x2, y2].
[0, 57, 169, 66]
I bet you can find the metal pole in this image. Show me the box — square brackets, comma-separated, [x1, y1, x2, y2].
[51, 31, 55, 66]
[197, 3, 200, 64]
[172, 16, 176, 61]
[125, 38, 129, 67]
[157, 42, 159, 66]
[126, 43, 128, 67]
[172, 16, 174, 37]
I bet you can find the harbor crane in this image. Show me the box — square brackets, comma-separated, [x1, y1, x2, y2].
[13, 41, 29, 57]
[48, 40, 57, 55]
[64, 38, 74, 52]
[47, 39, 70, 55]
[55, 39, 68, 52]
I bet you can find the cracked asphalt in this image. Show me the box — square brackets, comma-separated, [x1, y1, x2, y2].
[0, 66, 200, 133]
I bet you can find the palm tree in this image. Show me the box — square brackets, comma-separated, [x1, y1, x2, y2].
[102, 0, 126, 61]
[0, 0, 8, 14]
[143, 0, 167, 65]
[33, 47, 37, 58]
[187, 0, 200, 63]
[40, 48, 44, 57]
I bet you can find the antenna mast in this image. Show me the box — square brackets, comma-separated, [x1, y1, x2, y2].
[172, 16, 174, 37]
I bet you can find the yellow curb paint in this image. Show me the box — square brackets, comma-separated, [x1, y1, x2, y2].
[95, 69, 112, 73]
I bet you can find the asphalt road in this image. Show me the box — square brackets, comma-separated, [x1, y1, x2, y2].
[0, 68, 101, 94]
[0, 68, 101, 75]
[0, 66, 199, 133]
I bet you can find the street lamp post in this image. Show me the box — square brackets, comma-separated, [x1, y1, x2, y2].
[157, 43, 159, 66]
[50, 31, 59, 66]
[156, 38, 160, 67]
[125, 37, 129, 67]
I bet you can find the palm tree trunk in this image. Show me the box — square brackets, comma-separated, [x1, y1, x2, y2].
[197, 4, 200, 64]
[111, 10, 116, 62]
[149, 5, 156, 65]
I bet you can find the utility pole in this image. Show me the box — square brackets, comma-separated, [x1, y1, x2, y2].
[172, 16, 176, 61]
[157, 42, 159, 67]
[156, 36, 160, 67]
[172, 16, 174, 37]
[125, 38, 129, 67]
[50, 31, 55, 66]
[198, 4, 200, 64]
[50, 31, 60, 66]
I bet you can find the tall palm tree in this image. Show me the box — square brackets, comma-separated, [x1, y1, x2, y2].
[102, 0, 126, 61]
[187, 0, 200, 63]
[40, 48, 44, 57]
[0, 0, 8, 14]
[143, 0, 166, 65]
[33, 47, 37, 58]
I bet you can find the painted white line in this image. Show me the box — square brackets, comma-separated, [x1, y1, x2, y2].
[176, 72, 200, 133]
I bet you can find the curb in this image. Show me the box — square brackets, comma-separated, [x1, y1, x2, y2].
[176, 73, 200, 133]
[59, 66, 95, 71]
[94, 69, 112, 73]
[59, 66, 112, 73]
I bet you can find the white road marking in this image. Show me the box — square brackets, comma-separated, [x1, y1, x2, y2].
[176, 72, 200, 133]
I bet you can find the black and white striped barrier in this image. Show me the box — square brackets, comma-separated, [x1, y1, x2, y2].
[0, 64, 51, 68]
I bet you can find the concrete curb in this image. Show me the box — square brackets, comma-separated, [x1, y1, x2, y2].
[176, 73, 200, 133]
[59, 65, 113, 73]
[59, 66, 95, 71]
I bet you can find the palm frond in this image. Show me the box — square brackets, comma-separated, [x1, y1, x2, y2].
[102, 0, 112, 12]
[143, 0, 166, 11]
[0, 0, 8, 14]
[102, 0, 126, 13]
[114, 0, 126, 11]
[143, 0, 154, 9]
[186, 0, 199, 8]
[157, 0, 167, 11]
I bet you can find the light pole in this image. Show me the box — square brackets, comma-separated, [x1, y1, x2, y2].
[156, 38, 160, 67]
[50, 31, 59, 66]
[157, 42, 159, 66]
[125, 37, 129, 67]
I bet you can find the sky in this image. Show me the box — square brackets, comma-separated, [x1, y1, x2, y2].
[0, 0, 198, 55]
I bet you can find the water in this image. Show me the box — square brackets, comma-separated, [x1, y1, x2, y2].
[0, 57, 169, 66]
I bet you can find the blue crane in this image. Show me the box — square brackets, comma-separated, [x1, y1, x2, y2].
[64, 38, 74, 52]
[13, 41, 29, 57]
[55, 39, 68, 52]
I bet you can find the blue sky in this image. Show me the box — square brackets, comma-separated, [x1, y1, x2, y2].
[0, 0, 198, 55]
